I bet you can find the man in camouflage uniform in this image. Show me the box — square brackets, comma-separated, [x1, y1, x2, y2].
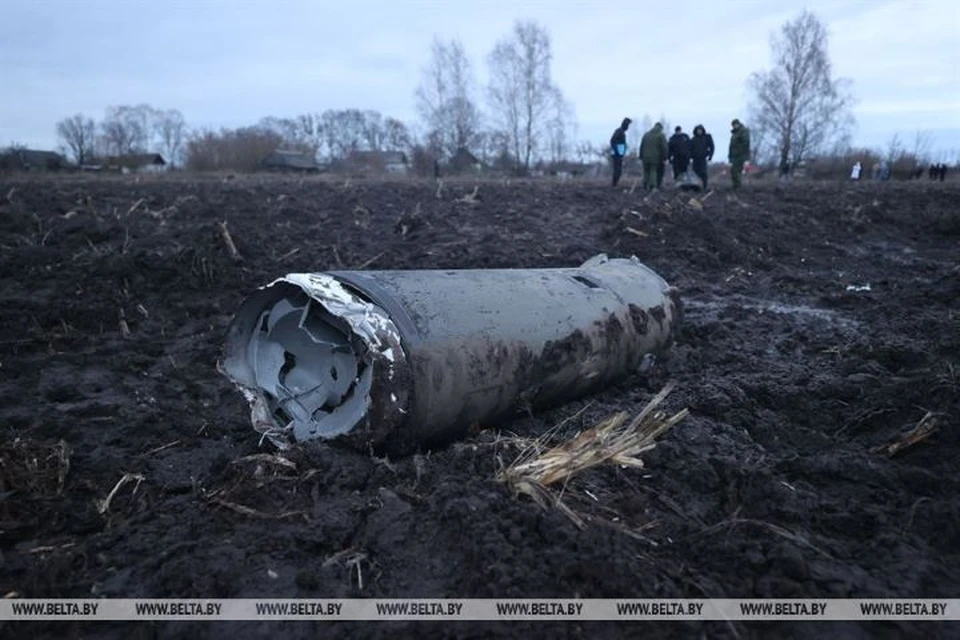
[639, 122, 668, 191]
[728, 118, 750, 190]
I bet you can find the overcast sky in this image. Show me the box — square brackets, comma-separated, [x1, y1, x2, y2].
[3, 0, 958, 160]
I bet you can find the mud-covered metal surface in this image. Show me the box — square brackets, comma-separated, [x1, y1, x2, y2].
[223, 255, 681, 453]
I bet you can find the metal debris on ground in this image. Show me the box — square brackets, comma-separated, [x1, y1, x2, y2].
[221, 254, 682, 454]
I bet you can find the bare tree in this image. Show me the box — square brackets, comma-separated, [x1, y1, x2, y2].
[154, 109, 186, 166]
[259, 116, 299, 144]
[487, 20, 565, 171]
[100, 105, 157, 156]
[362, 110, 385, 151]
[574, 140, 597, 165]
[746, 10, 855, 168]
[545, 89, 577, 163]
[321, 109, 368, 158]
[258, 114, 324, 158]
[911, 130, 934, 163]
[415, 36, 481, 158]
[383, 117, 412, 152]
[100, 108, 140, 156]
[56, 114, 97, 164]
[130, 104, 157, 150]
[185, 126, 283, 172]
[297, 113, 323, 155]
[885, 133, 904, 163]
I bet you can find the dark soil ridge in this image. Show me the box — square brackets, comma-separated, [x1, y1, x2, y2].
[0, 176, 958, 639]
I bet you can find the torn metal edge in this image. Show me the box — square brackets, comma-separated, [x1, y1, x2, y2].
[219, 272, 409, 450]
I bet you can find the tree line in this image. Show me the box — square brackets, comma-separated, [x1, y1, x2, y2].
[51, 20, 582, 174]
[41, 13, 957, 176]
[745, 10, 955, 171]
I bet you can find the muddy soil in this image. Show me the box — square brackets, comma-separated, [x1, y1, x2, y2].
[1, 174, 958, 639]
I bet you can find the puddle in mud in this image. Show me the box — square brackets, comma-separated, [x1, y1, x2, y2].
[684, 295, 859, 327]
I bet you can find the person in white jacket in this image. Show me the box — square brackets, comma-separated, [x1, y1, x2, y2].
[851, 161, 862, 181]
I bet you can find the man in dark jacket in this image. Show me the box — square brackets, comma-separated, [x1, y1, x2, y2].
[668, 126, 691, 180]
[940, 163, 948, 182]
[728, 118, 750, 190]
[639, 122, 668, 191]
[609, 117, 631, 187]
[689, 124, 714, 189]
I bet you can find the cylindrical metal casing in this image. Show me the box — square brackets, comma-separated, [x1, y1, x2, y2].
[220, 254, 681, 454]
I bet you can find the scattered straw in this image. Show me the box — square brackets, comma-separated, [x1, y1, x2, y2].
[26, 542, 76, 555]
[324, 548, 369, 590]
[232, 453, 297, 470]
[875, 412, 939, 457]
[142, 440, 181, 456]
[498, 382, 688, 525]
[276, 247, 300, 262]
[0, 438, 70, 497]
[118, 308, 131, 339]
[456, 186, 480, 204]
[209, 497, 307, 520]
[97, 473, 145, 514]
[126, 198, 145, 215]
[355, 250, 385, 270]
[217, 220, 242, 262]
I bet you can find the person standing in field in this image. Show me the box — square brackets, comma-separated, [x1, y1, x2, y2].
[668, 126, 691, 180]
[609, 117, 632, 187]
[728, 118, 751, 190]
[851, 161, 862, 181]
[639, 122, 668, 191]
[689, 124, 714, 189]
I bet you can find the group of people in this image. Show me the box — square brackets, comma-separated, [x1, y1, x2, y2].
[609, 118, 751, 191]
[850, 161, 885, 181]
[851, 161, 950, 182]
[926, 163, 949, 181]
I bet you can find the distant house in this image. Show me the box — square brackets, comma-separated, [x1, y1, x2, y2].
[106, 153, 167, 173]
[2, 149, 65, 171]
[348, 150, 410, 174]
[447, 148, 483, 173]
[260, 149, 320, 172]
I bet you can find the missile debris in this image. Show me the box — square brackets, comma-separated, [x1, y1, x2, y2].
[675, 171, 703, 191]
[220, 254, 682, 454]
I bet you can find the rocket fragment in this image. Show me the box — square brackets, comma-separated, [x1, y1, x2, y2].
[220, 254, 681, 454]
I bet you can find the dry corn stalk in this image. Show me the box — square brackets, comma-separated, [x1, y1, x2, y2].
[498, 382, 688, 520]
[875, 412, 938, 457]
[218, 220, 242, 262]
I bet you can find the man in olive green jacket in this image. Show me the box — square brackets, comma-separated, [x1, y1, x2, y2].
[728, 118, 751, 190]
[639, 122, 668, 191]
